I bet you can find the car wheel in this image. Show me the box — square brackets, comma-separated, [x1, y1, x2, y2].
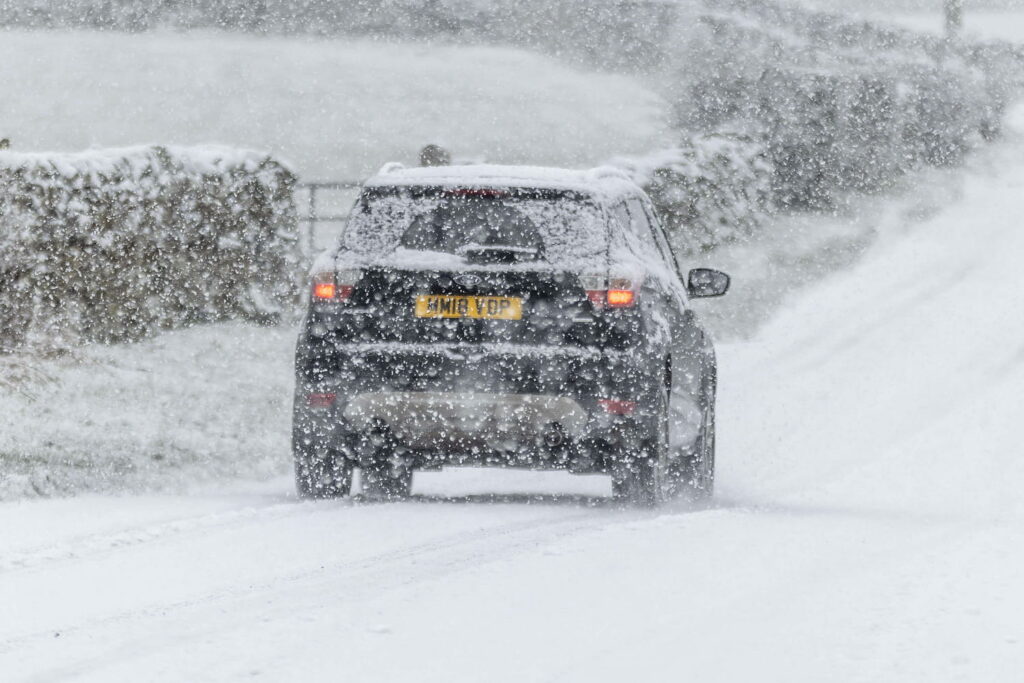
[294, 435, 353, 500]
[681, 402, 716, 501]
[611, 445, 662, 507]
[611, 390, 668, 507]
[359, 426, 413, 501]
[362, 462, 413, 501]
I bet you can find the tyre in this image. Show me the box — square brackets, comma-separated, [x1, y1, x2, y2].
[665, 360, 716, 501]
[362, 462, 413, 501]
[611, 445, 661, 507]
[294, 434, 353, 500]
[679, 402, 715, 501]
[611, 389, 668, 507]
[359, 426, 413, 501]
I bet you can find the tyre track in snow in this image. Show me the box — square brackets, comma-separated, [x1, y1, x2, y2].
[0, 501, 305, 574]
[0, 491, 622, 575]
[0, 496, 657, 671]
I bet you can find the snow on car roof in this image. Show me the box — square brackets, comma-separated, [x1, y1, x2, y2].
[363, 163, 642, 201]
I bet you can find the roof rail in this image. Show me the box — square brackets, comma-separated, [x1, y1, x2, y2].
[588, 165, 633, 182]
[376, 161, 405, 176]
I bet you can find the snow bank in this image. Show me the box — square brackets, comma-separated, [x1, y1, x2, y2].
[0, 146, 299, 350]
[720, 104, 1024, 522]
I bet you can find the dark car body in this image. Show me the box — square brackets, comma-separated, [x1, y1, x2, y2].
[293, 164, 729, 504]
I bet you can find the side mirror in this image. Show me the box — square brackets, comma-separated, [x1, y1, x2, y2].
[687, 268, 730, 298]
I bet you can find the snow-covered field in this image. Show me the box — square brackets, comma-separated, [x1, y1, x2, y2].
[0, 30, 671, 180]
[3, 94, 1024, 683]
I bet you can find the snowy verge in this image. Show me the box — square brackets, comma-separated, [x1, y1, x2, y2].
[717, 103, 1024, 520]
[0, 323, 296, 500]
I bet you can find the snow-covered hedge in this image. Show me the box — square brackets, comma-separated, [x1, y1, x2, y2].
[611, 133, 773, 252]
[0, 146, 298, 351]
[622, 0, 1019, 250]
[671, 0, 1020, 210]
[684, 64, 999, 208]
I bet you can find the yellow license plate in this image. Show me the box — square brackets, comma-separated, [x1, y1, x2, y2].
[415, 295, 522, 320]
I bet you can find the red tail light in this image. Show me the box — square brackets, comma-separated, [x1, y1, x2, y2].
[581, 275, 639, 309]
[312, 269, 360, 303]
[308, 392, 337, 408]
[313, 282, 336, 300]
[606, 289, 635, 307]
[598, 399, 637, 415]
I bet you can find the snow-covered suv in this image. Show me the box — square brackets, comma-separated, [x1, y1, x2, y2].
[293, 164, 730, 505]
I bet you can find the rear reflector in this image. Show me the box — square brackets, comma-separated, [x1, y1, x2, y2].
[598, 399, 637, 415]
[308, 393, 337, 408]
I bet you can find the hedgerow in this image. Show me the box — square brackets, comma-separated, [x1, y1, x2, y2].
[0, 146, 298, 351]
[612, 133, 774, 252]
[634, 0, 1022, 251]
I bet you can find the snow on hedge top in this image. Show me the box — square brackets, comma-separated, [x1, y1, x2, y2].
[0, 145, 294, 179]
[364, 163, 641, 201]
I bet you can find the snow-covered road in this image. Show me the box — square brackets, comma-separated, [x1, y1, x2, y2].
[3, 470, 1021, 681]
[4, 116, 1024, 683]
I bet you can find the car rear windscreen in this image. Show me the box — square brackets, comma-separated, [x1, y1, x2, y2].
[341, 186, 607, 269]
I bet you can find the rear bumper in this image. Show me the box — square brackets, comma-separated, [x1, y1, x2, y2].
[293, 341, 662, 473]
[344, 391, 589, 449]
[296, 338, 649, 395]
[339, 390, 625, 472]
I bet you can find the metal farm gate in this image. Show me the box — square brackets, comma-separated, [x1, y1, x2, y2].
[296, 181, 361, 257]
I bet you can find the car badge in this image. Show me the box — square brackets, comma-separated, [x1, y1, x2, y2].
[454, 274, 482, 287]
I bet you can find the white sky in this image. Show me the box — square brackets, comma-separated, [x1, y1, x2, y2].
[801, 0, 1024, 10]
